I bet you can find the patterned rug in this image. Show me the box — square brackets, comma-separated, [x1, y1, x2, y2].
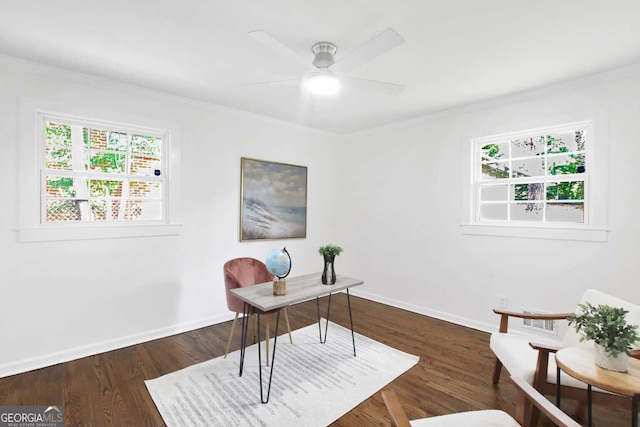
[145, 320, 419, 426]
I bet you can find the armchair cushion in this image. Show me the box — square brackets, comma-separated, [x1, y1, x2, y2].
[490, 334, 593, 390]
[410, 410, 519, 427]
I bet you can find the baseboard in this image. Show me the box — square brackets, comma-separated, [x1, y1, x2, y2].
[0, 312, 234, 378]
[349, 288, 497, 334]
[0, 290, 510, 378]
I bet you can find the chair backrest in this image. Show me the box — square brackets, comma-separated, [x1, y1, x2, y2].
[562, 289, 640, 349]
[223, 257, 274, 313]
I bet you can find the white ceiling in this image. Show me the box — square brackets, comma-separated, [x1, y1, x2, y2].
[2, 1, 640, 134]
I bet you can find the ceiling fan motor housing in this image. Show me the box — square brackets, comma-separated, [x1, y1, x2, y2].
[311, 42, 337, 69]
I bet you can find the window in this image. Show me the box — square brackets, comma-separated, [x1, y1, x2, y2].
[462, 119, 608, 241]
[43, 116, 165, 223]
[473, 122, 589, 225]
[18, 96, 181, 242]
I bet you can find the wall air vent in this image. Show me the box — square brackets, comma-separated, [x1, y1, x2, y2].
[521, 308, 559, 335]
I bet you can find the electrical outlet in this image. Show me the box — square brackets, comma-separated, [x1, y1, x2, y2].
[498, 295, 508, 309]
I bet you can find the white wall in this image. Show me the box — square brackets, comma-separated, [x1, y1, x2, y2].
[341, 66, 640, 336]
[3, 55, 640, 377]
[0, 57, 343, 376]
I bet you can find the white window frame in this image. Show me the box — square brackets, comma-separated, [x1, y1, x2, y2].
[461, 118, 609, 242]
[18, 97, 182, 242]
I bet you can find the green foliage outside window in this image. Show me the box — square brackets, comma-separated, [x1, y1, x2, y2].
[46, 122, 71, 146]
[44, 121, 163, 222]
[132, 135, 161, 156]
[481, 131, 585, 200]
[482, 143, 505, 159]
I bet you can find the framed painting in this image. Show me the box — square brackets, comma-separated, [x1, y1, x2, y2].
[240, 157, 307, 241]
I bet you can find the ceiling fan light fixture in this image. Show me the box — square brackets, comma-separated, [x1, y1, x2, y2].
[307, 72, 340, 95]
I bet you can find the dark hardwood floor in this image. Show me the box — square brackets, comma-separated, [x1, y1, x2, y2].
[0, 295, 630, 426]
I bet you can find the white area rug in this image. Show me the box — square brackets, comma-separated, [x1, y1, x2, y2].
[145, 320, 419, 427]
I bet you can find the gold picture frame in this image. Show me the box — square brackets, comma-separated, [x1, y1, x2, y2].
[240, 157, 307, 241]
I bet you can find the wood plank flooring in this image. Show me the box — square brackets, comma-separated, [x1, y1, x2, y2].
[0, 295, 630, 426]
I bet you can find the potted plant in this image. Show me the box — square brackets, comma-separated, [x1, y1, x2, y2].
[568, 302, 639, 372]
[318, 244, 343, 285]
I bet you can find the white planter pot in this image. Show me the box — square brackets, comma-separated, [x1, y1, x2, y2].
[594, 343, 629, 372]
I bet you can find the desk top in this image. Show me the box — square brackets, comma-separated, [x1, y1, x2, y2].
[229, 273, 364, 312]
[556, 347, 640, 397]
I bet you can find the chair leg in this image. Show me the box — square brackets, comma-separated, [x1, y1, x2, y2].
[283, 308, 293, 344]
[492, 358, 503, 384]
[224, 312, 239, 358]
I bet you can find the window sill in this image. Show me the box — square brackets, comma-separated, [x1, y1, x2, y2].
[18, 223, 182, 242]
[460, 224, 608, 242]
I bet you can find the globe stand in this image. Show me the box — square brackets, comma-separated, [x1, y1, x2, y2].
[273, 279, 286, 296]
[267, 247, 291, 296]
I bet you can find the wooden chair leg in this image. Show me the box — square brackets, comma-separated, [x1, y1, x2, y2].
[224, 312, 239, 358]
[492, 358, 503, 384]
[283, 308, 293, 344]
[516, 383, 540, 427]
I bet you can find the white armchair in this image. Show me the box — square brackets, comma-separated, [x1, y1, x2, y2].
[382, 376, 580, 427]
[490, 289, 640, 410]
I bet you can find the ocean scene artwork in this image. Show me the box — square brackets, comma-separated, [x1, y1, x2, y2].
[240, 158, 307, 241]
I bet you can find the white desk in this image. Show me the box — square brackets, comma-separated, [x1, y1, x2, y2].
[230, 273, 364, 403]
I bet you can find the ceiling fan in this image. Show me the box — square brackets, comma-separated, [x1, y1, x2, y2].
[244, 28, 405, 96]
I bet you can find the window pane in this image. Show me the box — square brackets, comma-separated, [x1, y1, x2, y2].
[130, 181, 162, 198]
[125, 200, 163, 220]
[546, 202, 584, 223]
[480, 203, 508, 220]
[89, 151, 126, 173]
[481, 161, 510, 180]
[480, 184, 508, 201]
[86, 128, 107, 149]
[481, 142, 509, 160]
[511, 203, 544, 221]
[107, 131, 128, 151]
[548, 153, 585, 175]
[511, 158, 545, 177]
[512, 183, 543, 201]
[511, 137, 545, 158]
[547, 130, 585, 154]
[46, 199, 81, 222]
[46, 176, 81, 197]
[45, 122, 71, 147]
[91, 200, 124, 221]
[90, 180, 123, 197]
[131, 135, 161, 156]
[547, 181, 583, 200]
[91, 200, 107, 221]
[130, 155, 161, 176]
[45, 122, 73, 169]
[45, 146, 73, 170]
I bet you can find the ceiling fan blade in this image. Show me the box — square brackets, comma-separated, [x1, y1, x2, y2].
[341, 76, 405, 95]
[247, 30, 317, 72]
[240, 78, 301, 88]
[331, 28, 404, 75]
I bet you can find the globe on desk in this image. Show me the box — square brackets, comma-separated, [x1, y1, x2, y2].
[266, 247, 291, 296]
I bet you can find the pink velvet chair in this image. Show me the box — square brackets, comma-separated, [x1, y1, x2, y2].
[223, 257, 292, 364]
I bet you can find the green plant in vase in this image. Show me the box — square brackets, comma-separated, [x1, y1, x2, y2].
[568, 302, 639, 372]
[318, 244, 343, 285]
